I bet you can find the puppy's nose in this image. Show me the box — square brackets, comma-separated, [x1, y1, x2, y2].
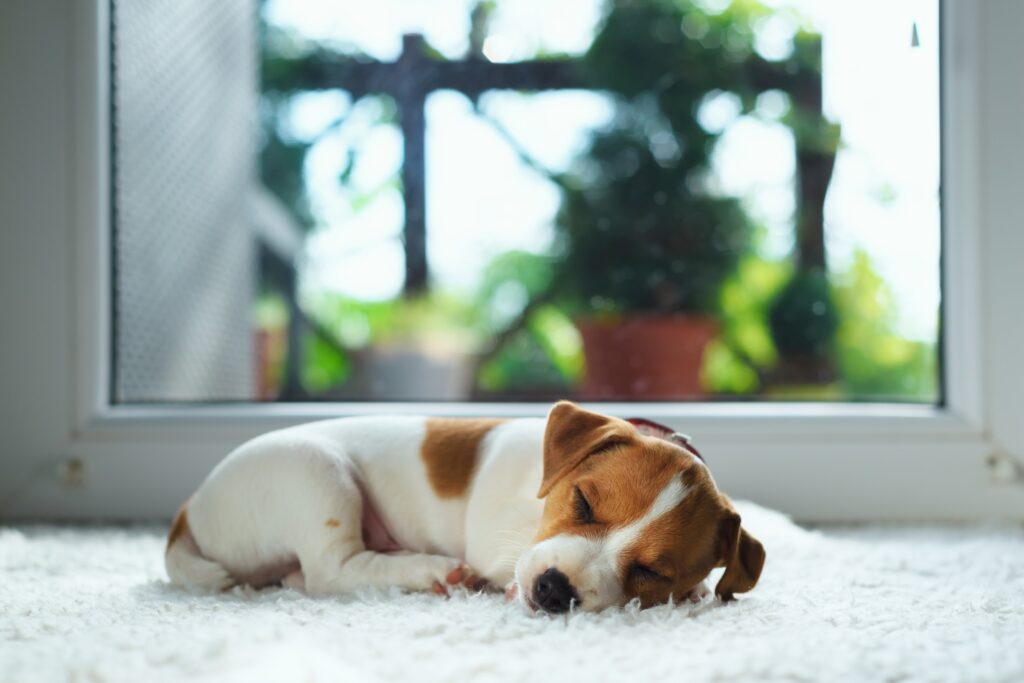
[533, 568, 578, 613]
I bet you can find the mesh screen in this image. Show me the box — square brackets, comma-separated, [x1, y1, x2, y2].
[112, 0, 257, 402]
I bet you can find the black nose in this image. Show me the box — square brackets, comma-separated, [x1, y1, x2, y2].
[532, 568, 578, 613]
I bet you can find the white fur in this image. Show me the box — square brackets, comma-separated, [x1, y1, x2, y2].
[165, 528, 233, 592]
[513, 474, 690, 611]
[605, 474, 690, 557]
[166, 415, 699, 611]
[464, 419, 546, 582]
[167, 416, 547, 596]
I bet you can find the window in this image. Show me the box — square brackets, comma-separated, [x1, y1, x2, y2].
[111, 0, 941, 404]
[4, 0, 1019, 522]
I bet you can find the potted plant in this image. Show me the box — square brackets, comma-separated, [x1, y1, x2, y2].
[557, 130, 751, 399]
[553, 0, 760, 399]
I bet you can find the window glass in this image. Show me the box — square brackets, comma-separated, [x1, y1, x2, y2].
[113, 0, 941, 403]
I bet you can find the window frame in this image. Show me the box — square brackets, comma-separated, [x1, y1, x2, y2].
[28, 0, 1024, 520]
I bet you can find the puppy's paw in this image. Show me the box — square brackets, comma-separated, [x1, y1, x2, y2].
[681, 580, 710, 604]
[397, 554, 461, 594]
[429, 561, 490, 596]
[175, 562, 235, 593]
[281, 569, 306, 592]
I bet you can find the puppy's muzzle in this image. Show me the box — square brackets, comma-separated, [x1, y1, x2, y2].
[532, 568, 578, 614]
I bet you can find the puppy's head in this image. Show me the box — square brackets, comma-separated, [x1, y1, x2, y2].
[515, 401, 765, 613]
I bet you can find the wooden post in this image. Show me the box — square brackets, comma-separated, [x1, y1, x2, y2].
[792, 38, 832, 272]
[267, 35, 579, 297]
[397, 35, 428, 295]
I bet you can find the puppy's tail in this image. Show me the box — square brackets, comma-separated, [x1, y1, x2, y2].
[165, 502, 234, 592]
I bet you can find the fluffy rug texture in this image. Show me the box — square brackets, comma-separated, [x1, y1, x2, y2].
[2, 503, 1022, 683]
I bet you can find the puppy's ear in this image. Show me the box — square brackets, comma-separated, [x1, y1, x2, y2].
[714, 512, 766, 601]
[538, 401, 632, 498]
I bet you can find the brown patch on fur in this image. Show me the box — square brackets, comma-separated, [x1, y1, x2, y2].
[618, 466, 764, 606]
[533, 434, 679, 546]
[538, 401, 636, 498]
[325, 518, 341, 528]
[621, 472, 726, 608]
[421, 418, 506, 498]
[713, 511, 766, 601]
[535, 402, 765, 607]
[165, 500, 190, 554]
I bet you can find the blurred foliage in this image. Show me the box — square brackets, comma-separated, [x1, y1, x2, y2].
[703, 253, 790, 393]
[305, 292, 483, 351]
[553, 0, 836, 318]
[258, 14, 316, 230]
[475, 304, 584, 394]
[705, 249, 936, 401]
[769, 268, 838, 359]
[558, 178, 752, 314]
[255, 0, 937, 402]
[786, 108, 842, 155]
[302, 332, 351, 394]
[555, 0, 785, 315]
[476, 251, 555, 330]
[475, 251, 583, 393]
[294, 292, 484, 395]
[832, 252, 937, 400]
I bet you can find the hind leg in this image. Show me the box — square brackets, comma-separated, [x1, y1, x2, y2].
[290, 451, 473, 595]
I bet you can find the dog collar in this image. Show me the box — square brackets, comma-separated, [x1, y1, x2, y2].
[625, 417, 706, 464]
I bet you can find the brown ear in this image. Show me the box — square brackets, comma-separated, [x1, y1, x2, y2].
[538, 401, 632, 498]
[714, 513, 766, 601]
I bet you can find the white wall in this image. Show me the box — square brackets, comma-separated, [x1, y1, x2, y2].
[982, 0, 1024, 464]
[0, 1, 76, 517]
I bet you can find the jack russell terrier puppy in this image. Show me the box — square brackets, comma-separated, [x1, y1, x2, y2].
[166, 401, 765, 612]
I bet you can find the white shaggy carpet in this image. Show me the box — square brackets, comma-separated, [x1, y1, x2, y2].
[2, 503, 1023, 683]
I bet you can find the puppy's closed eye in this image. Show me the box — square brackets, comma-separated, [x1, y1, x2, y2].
[574, 486, 596, 525]
[630, 563, 668, 583]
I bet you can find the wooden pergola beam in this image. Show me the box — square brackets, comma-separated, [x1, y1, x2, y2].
[264, 34, 827, 293]
[266, 36, 582, 295]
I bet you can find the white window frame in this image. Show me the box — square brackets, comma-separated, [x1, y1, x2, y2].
[3, 0, 1022, 521]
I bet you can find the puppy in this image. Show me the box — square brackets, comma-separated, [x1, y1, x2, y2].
[166, 401, 765, 612]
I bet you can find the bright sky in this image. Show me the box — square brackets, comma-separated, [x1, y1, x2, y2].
[265, 0, 940, 342]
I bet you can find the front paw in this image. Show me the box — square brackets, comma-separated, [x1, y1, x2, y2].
[431, 563, 491, 596]
[681, 581, 710, 603]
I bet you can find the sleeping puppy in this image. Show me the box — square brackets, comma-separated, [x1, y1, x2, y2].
[166, 401, 765, 612]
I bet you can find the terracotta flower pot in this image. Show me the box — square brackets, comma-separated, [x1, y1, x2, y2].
[576, 314, 718, 400]
[256, 327, 287, 400]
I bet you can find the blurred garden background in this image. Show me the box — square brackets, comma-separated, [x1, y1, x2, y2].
[254, 0, 940, 402]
